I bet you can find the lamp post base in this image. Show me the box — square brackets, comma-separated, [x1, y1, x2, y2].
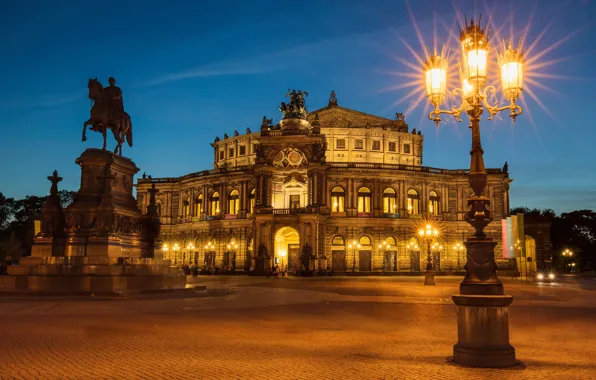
[424, 272, 435, 286]
[451, 295, 516, 368]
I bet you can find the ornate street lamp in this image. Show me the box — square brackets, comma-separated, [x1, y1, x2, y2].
[418, 223, 440, 285]
[562, 248, 573, 273]
[204, 241, 216, 267]
[378, 240, 391, 272]
[186, 243, 195, 265]
[227, 241, 238, 271]
[422, 16, 524, 367]
[347, 240, 360, 273]
[453, 242, 465, 270]
[172, 243, 180, 265]
[406, 241, 420, 272]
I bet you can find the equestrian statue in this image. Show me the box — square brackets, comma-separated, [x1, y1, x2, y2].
[82, 77, 133, 155]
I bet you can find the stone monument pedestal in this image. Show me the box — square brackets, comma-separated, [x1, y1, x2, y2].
[0, 149, 187, 296]
[452, 295, 516, 368]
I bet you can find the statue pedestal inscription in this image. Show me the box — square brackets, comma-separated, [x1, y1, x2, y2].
[0, 149, 186, 296]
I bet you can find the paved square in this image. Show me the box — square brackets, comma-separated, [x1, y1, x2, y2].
[1, 276, 595, 379]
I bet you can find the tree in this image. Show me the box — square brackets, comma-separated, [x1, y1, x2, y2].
[0, 232, 25, 263]
[552, 210, 596, 271]
[58, 190, 76, 209]
[0, 192, 15, 231]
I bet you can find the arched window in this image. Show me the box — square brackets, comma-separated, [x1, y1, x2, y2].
[386, 236, 397, 246]
[194, 193, 203, 216]
[359, 236, 371, 246]
[331, 186, 345, 212]
[383, 188, 397, 213]
[407, 189, 419, 215]
[429, 191, 440, 216]
[228, 190, 239, 214]
[332, 235, 345, 246]
[183, 195, 190, 217]
[357, 187, 371, 213]
[249, 189, 256, 214]
[210, 192, 220, 216]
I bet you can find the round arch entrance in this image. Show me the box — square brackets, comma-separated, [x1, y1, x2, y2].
[274, 227, 300, 272]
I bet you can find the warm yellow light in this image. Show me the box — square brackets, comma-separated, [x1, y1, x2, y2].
[462, 78, 474, 98]
[426, 224, 431, 229]
[433, 229, 439, 237]
[499, 39, 525, 101]
[466, 48, 487, 83]
[279, 250, 287, 258]
[460, 18, 489, 88]
[418, 229, 425, 237]
[423, 49, 448, 106]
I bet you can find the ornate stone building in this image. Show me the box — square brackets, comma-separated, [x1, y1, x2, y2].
[136, 91, 515, 273]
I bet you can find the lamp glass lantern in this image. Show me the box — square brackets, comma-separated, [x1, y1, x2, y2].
[499, 40, 525, 101]
[460, 20, 489, 89]
[424, 52, 448, 107]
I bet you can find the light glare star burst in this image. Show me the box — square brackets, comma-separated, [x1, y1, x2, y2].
[381, 0, 588, 138]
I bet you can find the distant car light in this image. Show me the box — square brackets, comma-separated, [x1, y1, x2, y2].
[548, 273, 555, 280]
[537, 273, 544, 280]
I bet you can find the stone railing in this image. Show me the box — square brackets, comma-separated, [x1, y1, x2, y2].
[327, 162, 503, 175]
[138, 165, 253, 185]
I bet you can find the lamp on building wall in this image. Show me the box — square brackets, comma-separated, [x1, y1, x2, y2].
[422, 15, 524, 367]
[347, 240, 360, 272]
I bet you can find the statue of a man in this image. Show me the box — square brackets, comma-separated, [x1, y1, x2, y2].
[103, 77, 124, 126]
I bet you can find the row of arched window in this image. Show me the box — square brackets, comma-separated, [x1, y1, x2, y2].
[331, 186, 441, 215]
[180, 186, 440, 217]
[182, 189, 257, 217]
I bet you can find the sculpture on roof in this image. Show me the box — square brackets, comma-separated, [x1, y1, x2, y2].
[328, 90, 338, 106]
[395, 112, 405, 121]
[279, 89, 309, 119]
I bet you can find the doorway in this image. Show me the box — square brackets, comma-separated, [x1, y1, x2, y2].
[274, 227, 300, 272]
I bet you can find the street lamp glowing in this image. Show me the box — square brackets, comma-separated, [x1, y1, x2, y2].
[163, 244, 169, 252]
[424, 48, 448, 107]
[460, 19, 489, 88]
[499, 40, 525, 102]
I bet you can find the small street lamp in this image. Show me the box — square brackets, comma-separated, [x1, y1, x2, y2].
[227, 241, 238, 271]
[562, 248, 574, 273]
[347, 240, 360, 272]
[406, 241, 419, 272]
[422, 15, 525, 367]
[186, 243, 195, 265]
[172, 243, 180, 265]
[453, 242, 465, 270]
[418, 223, 439, 286]
[204, 241, 216, 266]
[378, 241, 391, 272]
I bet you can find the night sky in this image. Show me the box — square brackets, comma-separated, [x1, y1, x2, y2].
[0, 0, 594, 213]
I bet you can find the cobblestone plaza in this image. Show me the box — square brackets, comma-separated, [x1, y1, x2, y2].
[1, 276, 595, 379]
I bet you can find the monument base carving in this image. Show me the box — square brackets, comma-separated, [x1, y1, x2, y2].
[0, 149, 187, 296]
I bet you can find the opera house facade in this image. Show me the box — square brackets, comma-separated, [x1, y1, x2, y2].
[136, 91, 515, 274]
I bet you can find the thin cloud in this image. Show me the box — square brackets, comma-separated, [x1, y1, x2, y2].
[140, 63, 278, 87]
[0, 91, 84, 110]
[138, 28, 394, 88]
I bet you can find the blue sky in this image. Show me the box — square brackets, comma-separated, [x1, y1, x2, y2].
[0, 0, 594, 214]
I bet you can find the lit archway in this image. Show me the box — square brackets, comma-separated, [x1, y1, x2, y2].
[274, 227, 300, 272]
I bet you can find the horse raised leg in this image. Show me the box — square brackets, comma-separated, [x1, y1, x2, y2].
[82, 119, 92, 142]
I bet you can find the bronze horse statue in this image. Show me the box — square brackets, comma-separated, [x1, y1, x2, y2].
[82, 78, 132, 155]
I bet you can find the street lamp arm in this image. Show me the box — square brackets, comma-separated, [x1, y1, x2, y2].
[428, 92, 466, 127]
[482, 86, 523, 122]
